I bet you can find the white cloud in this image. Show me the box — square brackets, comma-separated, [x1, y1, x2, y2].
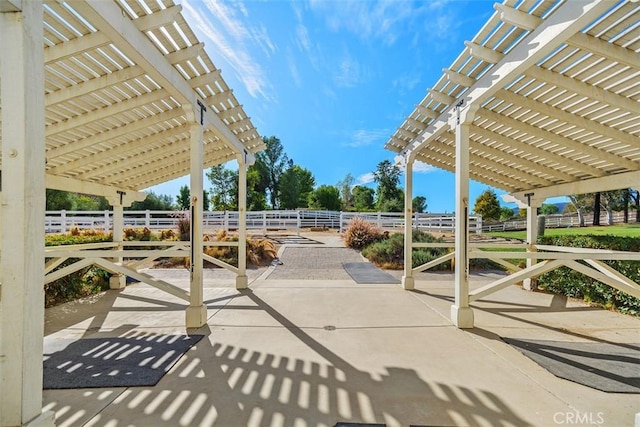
[286, 48, 302, 88]
[295, 24, 311, 53]
[394, 155, 436, 174]
[345, 129, 390, 148]
[415, 161, 436, 173]
[182, 0, 273, 100]
[357, 172, 375, 185]
[309, 0, 462, 49]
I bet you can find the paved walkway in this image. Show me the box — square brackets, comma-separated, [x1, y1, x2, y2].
[42, 232, 640, 427]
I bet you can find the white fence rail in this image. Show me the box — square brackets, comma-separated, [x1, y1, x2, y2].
[482, 211, 638, 232]
[45, 210, 482, 234]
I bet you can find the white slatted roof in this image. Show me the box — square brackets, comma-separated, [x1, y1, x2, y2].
[0, 0, 263, 196]
[386, 0, 639, 204]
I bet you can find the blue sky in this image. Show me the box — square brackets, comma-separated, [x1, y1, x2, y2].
[150, 0, 524, 213]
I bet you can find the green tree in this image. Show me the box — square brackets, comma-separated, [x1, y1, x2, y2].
[247, 167, 268, 211]
[373, 160, 403, 212]
[278, 165, 315, 209]
[601, 189, 627, 225]
[176, 185, 190, 210]
[46, 189, 73, 210]
[412, 196, 427, 213]
[206, 165, 238, 210]
[568, 193, 594, 226]
[337, 173, 356, 211]
[255, 136, 291, 208]
[129, 191, 174, 210]
[308, 185, 341, 210]
[352, 185, 375, 211]
[73, 195, 100, 211]
[539, 203, 559, 215]
[202, 189, 210, 211]
[499, 206, 515, 221]
[176, 185, 210, 211]
[473, 189, 501, 221]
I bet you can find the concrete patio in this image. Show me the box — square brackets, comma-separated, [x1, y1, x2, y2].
[43, 234, 640, 427]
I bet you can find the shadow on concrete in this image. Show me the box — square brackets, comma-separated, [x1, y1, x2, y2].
[45, 288, 532, 426]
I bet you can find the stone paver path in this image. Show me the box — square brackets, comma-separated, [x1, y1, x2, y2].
[266, 247, 365, 280]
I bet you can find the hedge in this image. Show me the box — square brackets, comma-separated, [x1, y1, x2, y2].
[537, 235, 640, 316]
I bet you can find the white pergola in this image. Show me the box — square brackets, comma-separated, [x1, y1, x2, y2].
[0, 1, 263, 425]
[387, 0, 639, 328]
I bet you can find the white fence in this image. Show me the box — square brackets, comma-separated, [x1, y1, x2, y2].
[45, 210, 482, 234]
[482, 211, 637, 232]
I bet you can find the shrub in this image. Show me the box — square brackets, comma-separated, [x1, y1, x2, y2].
[202, 230, 277, 267]
[361, 230, 450, 270]
[45, 232, 113, 307]
[537, 235, 640, 316]
[343, 218, 385, 250]
[123, 227, 154, 241]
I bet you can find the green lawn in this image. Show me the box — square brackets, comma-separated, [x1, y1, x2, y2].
[485, 223, 640, 240]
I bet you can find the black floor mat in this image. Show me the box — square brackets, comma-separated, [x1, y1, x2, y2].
[43, 334, 203, 389]
[503, 338, 640, 393]
[343, 262, 400, 284]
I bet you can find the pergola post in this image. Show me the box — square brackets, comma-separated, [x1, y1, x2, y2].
[0, 1, 55, 426]
[186, 120, 207, 328]
[109, 203, 126, 289]
[451, 103, 477, 329]
[402, 156, 414, 290]
[524, 197, 542, 291]
[236, 152, 248, 290]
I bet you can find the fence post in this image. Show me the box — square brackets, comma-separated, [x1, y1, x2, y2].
[104, 210, 110, 233]
[297, 211, 301, 236]
[476, 215, 482, 234]
[145, 210, 151, 227]
[263, 211, 267, 235]
[61, 210, 67, 234]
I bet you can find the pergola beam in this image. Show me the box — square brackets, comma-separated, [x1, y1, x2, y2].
[443, 68, 475, 88]
[402, 0, 614, 157]
[45, 65, 145, 106]
[494, 3, 542, 31]
[479, 109, 623, 176]
[44, 31, 109, 63]
[414, 151, 520, 192]
[45, 89, 169, 136]
[46, 174, 147, 202]
[133, 4, 182, 31]
[47, 108, 184, 162]
[69, 126, 197, 179]
[473, 115, 604, 176]
[495, 89, 639, 153]
[464, 40, 504, 64]
[166, 42, 204, 64]
[567, 32, 638, 69]
[107, 149, 236, 188]
[74, 0, 253, 162]
[508, 170, 640, 204]
[526, 66, 639, 114]
[469, 127, 576, 182]
[422, 137, 552, 187]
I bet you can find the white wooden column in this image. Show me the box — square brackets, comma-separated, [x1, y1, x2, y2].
[236, 152, 248, 290]
[402, 156, 414, 290]
[186, 121, 207, 328]
[0, 1, 55, 426]
[524, 196, 542, 291]
[109, 203, 126, 289]
[451, 103, 477, 329]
